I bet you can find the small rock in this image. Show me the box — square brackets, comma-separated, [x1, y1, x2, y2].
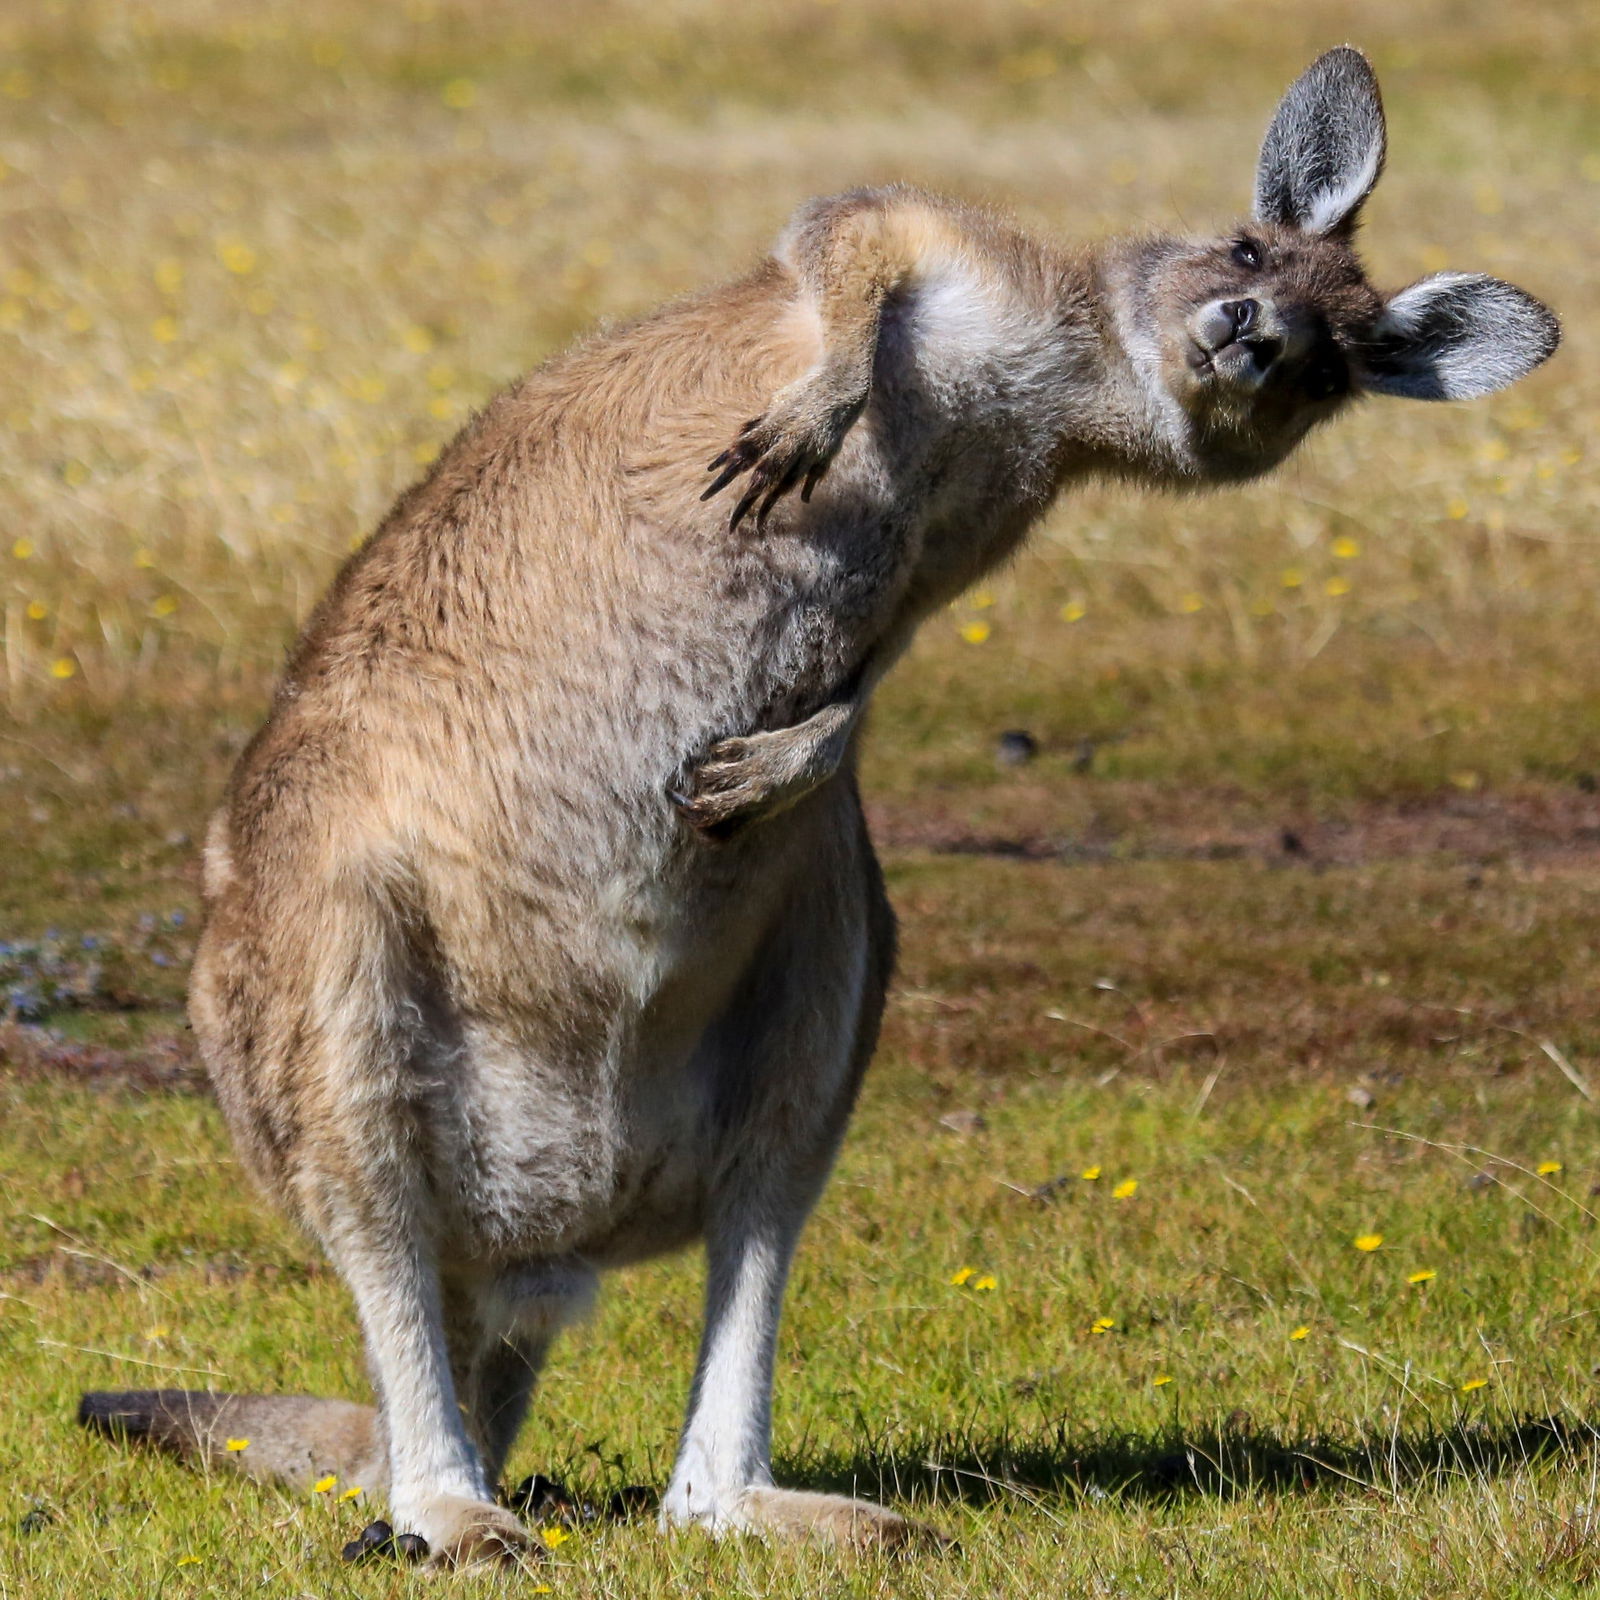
[938, 1109, 987, 1136]
[1345, 1085, 1376, 1110]
[994, 730, 1038, 769]
[1466, 1171, 1496, 1192]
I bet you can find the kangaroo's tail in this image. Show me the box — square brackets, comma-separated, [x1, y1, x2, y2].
[78, 1390, 385, 1494]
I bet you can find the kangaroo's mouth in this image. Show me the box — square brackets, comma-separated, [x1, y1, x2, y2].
[1186, 336, 1279, 390]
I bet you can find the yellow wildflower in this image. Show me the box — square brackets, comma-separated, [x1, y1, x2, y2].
[175, 1554, 200, 1566]
[1325, 575, 1351, 597]
[1280, 566, 1305, 588]
[1090, 1316, 1115, 1335]
[971, 589, 996, 609]
[1112, 1179, 1138, 1199]
[1178, 593, 1204, 613]
[50, 657, 76, 680]
[441, 76, 477, 109]
[959, 620, 991, 644]
[151, 315, 179, 343]
[1060, 600, 1086, 622]
[224, 1437, 249, 1452]
[1331, 535, 1360, 559]
[151, 595, 179, 618]
[339, 1486, 363, 1501]
[972, 1274, 997, 1292]
[1080, 1166, 1101, 1181]
[1289, 1325, 1310, 1341]
[1353, 1233, 1383, 1253]
[11, 537, 33, 559]
[1407, 1268, 1436, 1285]
[313, 1474, 337, 1494]
[1153, 1374, 1174, 1387]
[1537, 1160, 1563, 1176]
[1446, 498, 1470, 520]
[217, 240, 257, 276]
[1460, 1377, 1488, 1393]
[25, 600, 46, 620]
[949, 1266, 974, 1287]
[540, 1525, 570, 1549]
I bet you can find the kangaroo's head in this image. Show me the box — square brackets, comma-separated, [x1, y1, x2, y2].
[1116, 46, 1559, 482]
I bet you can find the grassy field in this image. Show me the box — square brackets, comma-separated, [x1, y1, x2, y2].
[4, 0, 1600, 1593]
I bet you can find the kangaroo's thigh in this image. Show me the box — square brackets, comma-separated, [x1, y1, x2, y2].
[705, 791, 895, 1189]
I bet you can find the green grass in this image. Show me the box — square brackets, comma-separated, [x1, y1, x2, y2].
[6, 0, 1600, 1593]
[7, 1035, 1600, 1594]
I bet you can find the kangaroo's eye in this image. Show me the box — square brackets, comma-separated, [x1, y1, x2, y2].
[1231, 239, 1263, 271]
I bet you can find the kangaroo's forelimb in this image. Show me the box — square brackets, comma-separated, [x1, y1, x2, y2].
[703, 192, 939, 530]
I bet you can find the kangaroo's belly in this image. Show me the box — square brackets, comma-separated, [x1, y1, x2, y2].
[421, 803, 828, 1266]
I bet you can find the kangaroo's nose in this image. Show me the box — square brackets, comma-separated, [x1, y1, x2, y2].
[1223, 299, 1259, 338]
[1194, 297, 1272, 356]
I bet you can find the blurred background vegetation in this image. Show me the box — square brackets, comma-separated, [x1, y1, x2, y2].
[0, 0, 1594, 812]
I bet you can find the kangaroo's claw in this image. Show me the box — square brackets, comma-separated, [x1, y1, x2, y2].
[702, 383, 865, 532]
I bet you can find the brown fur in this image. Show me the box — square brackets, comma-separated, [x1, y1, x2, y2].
[79, 50, 1556, 1567]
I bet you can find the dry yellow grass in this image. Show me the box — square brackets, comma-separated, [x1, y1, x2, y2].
[1, 0, 1595, 749]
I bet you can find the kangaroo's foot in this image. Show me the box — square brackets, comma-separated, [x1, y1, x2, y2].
[664, 1484, 945, 1551]
[702, 370, 867, 531]
[396, 1492, 532, 1569]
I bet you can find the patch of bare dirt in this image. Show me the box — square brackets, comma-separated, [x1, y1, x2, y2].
[867, 782, 1600, 869]
[0, 1022, 203, 1093]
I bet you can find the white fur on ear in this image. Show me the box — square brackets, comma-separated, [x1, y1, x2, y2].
[1362, 272, 1560, 400]
[1254, 46, 1387, 237]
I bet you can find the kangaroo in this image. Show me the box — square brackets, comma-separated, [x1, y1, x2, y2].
[81, 48, 1555, 1566]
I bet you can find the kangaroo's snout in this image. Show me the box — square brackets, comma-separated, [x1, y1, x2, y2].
[1189, 296, 1287, 384]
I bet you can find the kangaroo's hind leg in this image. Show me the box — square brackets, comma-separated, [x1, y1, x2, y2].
[194, 881, 531, 1568]
[661, 797, 943, 1549]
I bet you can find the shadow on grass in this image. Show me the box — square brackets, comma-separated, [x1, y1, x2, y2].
[790, 1413, 1594, 1507]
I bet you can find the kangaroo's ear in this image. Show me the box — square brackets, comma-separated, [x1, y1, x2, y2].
[1254, 46, 1386, 237]
[1361, 273, 1560, 400]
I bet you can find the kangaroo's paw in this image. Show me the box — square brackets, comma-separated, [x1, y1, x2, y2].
[672, 701, 854, 840]
[671, 733, 793, 839]
[702, 374, 866, 531]
[397, 1494, 533, 1569]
